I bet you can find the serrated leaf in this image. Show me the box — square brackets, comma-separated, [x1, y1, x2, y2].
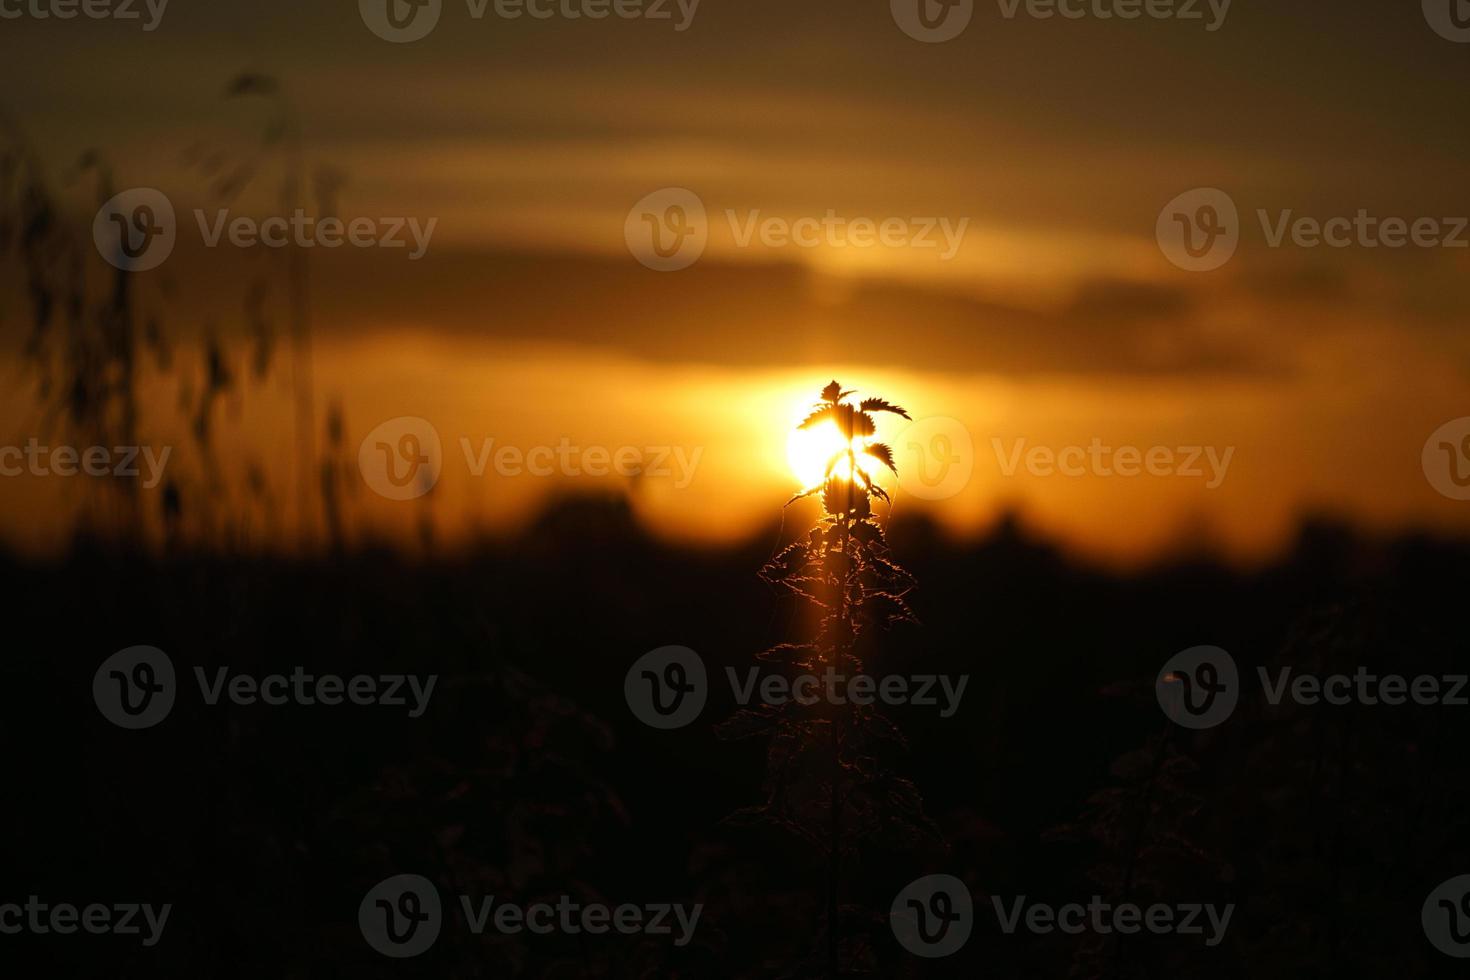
[863, 441, 897, 474]
[859, 397, 911, 420]
[799, 405, 835, 429]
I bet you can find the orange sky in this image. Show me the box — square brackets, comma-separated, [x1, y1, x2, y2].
[2, 0, 1469, 562]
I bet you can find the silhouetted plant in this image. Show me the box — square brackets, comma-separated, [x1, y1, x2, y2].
[0, 116, 164, 542]
[719, 381, 940, 978]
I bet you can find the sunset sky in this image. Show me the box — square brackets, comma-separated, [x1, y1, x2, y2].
[2, 0, 1469, 563]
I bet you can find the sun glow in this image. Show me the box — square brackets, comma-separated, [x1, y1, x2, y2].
[785, 418, 884, 488]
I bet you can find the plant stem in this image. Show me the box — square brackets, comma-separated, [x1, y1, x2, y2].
[827, 463, 856, 979]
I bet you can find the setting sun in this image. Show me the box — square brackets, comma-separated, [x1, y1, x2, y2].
[787, 419, 885, 487]
[784, 387, 905, 490]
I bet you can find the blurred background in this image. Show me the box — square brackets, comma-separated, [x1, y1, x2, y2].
[2, 0, 1470, 977]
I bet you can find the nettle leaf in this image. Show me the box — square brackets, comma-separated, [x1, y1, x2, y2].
[859, 397, 911, 420]
[761, 542, 809, 582]
[822, 478, 849, 516]
[799, 405, 835, 430]
[784, 484, 822, 507]
[864, 555, 915, 588]
[756, 643, 817, 665]
[715, 705, 786, 741]
[849, 520, 885, 546]
[856, 468, 888, 507]
[821, 379, 843, 403]
[863, 441, 897, 474]
[860, 592, 919, 628]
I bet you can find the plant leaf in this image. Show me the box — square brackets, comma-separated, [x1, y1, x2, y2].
[798, 405, 835, 430]
[784, 484, 822, 507]
[860, 397, 910, 420]
[863, 442, 897, 474]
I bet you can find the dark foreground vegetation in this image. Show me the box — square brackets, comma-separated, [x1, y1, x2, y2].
[3, 499, 1468, 978]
